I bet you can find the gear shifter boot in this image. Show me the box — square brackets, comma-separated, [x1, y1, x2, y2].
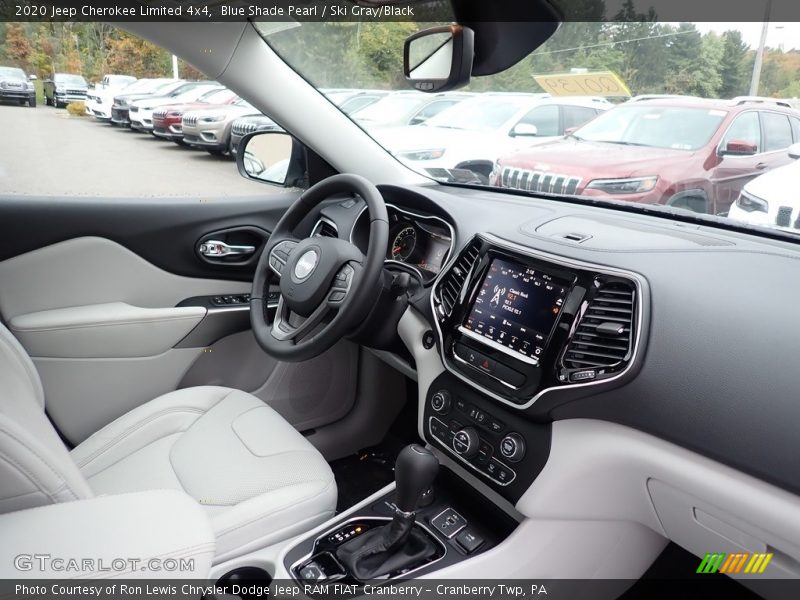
[335, 517, 438, 580]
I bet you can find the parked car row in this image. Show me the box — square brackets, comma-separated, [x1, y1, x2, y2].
[75, 76, 800, 227]
[82, 76, 268, 159]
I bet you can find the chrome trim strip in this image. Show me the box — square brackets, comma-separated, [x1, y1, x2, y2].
[288, 516, 447, 582]
[311, 216, 339, 238]
[451, 351, 518, 390]
[429, 232, 646, 410]
[457, 326, 541, 367]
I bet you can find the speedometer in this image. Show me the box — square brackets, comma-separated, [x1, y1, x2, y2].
[390, 226, 417, 262]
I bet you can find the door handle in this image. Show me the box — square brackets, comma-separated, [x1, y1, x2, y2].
[198, 240, 256, 257]
[755, 162, 768, 170]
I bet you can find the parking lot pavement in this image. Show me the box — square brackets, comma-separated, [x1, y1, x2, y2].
[0, 104, 268, 197]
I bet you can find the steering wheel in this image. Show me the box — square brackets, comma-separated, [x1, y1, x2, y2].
[250, 174, 388, 362]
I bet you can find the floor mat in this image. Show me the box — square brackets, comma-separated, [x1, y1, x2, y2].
[330, 446, 398, 512]
[331, 382, 423, 512]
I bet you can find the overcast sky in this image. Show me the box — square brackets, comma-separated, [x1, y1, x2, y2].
[692, 22, 800, 50]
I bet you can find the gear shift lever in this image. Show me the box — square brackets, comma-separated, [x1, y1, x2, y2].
[394, 444, 439, 515]
[336, 444, 440, 580]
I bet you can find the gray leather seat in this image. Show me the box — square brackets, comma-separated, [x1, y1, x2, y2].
[0, 322, 336, 563]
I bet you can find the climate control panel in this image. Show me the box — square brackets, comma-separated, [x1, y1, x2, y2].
[424, 373, 551, 502]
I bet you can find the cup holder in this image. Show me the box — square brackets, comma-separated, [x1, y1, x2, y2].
[216, 566, 272, 600]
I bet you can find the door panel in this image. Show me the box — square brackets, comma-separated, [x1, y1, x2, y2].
[8, 302, 206, 358]
[0, 193, 359, 446]
[35, 349, 203, 444]
[0, 194, 301, 281]
[0, 237, 251, 320]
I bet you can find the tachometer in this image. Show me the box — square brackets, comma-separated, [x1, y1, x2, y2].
[390, 225, 417, 262]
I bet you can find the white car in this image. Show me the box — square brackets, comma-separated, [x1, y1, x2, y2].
[728, 144, 800, 230]
[85, 78, 158, 121]
[373, 93, 611, 183]
[129, 83, 222, 132]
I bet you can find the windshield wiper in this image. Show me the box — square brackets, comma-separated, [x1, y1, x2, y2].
[594, 140, 653, 147]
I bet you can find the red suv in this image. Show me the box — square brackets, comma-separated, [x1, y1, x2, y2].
[491, 96, 800, 214]
[152, 88, 238, 144]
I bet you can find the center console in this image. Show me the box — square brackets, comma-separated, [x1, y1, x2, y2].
[426, 234, 646, 497]
[284, 449, 517, 587]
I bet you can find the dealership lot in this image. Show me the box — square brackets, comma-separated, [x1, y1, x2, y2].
[0, 104, 266, 197]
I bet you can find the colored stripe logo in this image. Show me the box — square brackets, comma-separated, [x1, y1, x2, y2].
[697, 552, 773, 574]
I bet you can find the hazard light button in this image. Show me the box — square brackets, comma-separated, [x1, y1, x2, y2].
[454, 343, 496, 375]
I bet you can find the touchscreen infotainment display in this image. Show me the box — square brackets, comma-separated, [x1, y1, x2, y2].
[462, 258, 570, 361]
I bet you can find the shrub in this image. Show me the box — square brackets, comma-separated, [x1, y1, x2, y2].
[66, 101, 86, 117]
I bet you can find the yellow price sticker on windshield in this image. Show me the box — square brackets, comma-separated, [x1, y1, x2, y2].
[534, 71, 631, 97]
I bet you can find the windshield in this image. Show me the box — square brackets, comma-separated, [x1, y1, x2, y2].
[0, 67, 26, 80]
[422, 96, 533, 131]
[201, 88, 237, 104]
[55, 74, 87, 86]
[574, 105, 727, 150]
[263, 21, 800, 237]
[355, 94, 424, 123]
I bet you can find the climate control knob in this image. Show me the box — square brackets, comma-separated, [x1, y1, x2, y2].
[499, 432, 526, 462]
[452, 427, 480, 458]
[430, 390, 452, 414]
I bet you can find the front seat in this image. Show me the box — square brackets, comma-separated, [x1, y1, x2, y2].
[0, 322, 336, 562]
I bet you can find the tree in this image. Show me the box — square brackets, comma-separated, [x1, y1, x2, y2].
[3, 23, 32, 71]
[718, 30, 749, 98]
[105, 30, 171, 78]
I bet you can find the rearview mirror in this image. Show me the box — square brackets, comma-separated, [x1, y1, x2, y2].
[511, 123, 539, 137]
[789, 143, 800, 159]
[236, 131, 304, 187]
[721, 139, 758, 156]
[404, 25, 474, 93]
[28, 74, 37, 81]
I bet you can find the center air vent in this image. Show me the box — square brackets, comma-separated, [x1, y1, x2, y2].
[435, 238, 481, 316]
[562, 279, 636, 377]
[312, 218, 338, 238]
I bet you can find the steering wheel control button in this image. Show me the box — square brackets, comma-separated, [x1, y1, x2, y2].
[452, 427, 480, 458]
[431, 508, 467, 539]
[328, 291, 346, 303]
[430, 390, 452, 414]
[499, 433, 526, 462]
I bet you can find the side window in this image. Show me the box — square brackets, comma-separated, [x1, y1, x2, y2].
[409, 100, 456, 125]
[516, 104, 560, 136]
[791, 116, 800, 142]
[563, 105, 598, 130]
[762, 112, 794, 151]
[721, 112, 760, 151]
[339, 96, 378, 115]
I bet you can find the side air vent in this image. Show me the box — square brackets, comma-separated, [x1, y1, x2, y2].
[312, 218, 338, 238]
[562, 280, 636, 375]
[436, 239, 481, 316]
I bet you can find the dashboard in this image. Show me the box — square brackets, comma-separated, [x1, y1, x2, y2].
[310, 183, 800, 504]
[349, 204, 453, 283]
